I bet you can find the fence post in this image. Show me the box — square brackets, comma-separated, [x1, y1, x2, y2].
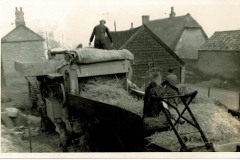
[208, 87, 210, 97]
[239, 92, 240, 111]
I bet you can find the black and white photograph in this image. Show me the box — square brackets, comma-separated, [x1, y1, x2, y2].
[1, 0, 240, 158]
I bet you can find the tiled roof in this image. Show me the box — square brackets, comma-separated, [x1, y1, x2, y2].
[108, 13, 207, 50]
[108, 26, 141, 49]
[1, 24, 44, 42]
[199, 30, 240, 51]
[110, 25, 185, 65]
[145, 13, 206, 50]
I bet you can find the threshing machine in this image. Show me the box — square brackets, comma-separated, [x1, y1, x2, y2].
[15, 48, 214, 152]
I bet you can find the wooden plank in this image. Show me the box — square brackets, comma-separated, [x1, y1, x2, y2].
[132, 69, 149, 72]
[134, 50, 167, 55]
[130, 48, 166, 52]
[135, 57, 172, 61]
[14, 60, 63, 77]
[135, 54, 171, 58]
[133, 68, 148, 71]
[132, 68, 149, 71]
[132, 63, 149, 66]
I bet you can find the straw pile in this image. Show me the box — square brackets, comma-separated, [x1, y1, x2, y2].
[146, 92, 240, 151]
[75, 77, 143, 151]
[79, 78, 240, 151]
[80, 76, 143, 117]
[176, 84, 195, 95]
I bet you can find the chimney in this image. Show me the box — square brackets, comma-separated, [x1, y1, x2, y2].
[15, 7, 25, 27]
[169, 7, 176, 19]
[142, 15, 149, 25]
[131, 23, 133, 30]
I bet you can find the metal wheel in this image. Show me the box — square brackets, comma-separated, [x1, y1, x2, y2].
[56, 83, 66, 105]
[28, 80, 38, 109]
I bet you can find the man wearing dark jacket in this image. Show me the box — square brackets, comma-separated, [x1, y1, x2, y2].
[89, 20, 113, 50]
[165, 69, 179, 107]
[143, 72, 185, 125]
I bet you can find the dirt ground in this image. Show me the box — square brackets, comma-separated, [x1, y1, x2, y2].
[1, 83, 240, 153]
[1, 83, 61, 153]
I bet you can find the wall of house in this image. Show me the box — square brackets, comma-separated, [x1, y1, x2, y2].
[197, 50, 240, 80]
[175, 28, 207, 59]
[1, 41, 45, 86]
[124, 28, 183, 87]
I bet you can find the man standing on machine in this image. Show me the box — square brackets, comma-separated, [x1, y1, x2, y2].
[89, 20, 113, 50]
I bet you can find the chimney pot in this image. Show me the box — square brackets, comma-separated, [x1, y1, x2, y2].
[169, 7, 176, 19]
[131, 23, 133, 29]
[142, 15, 149, 25]
[15, 7, 25, 27]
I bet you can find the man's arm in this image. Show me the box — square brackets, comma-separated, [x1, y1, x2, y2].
[162, 80, 180, 95]
[89, 27, 95, 44]
[105, 27, 113, 44]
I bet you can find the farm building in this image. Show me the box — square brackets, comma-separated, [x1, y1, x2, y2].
[197, 30, 240, 81]
[144, 7, 208, 59]
[1, 7, 45, 86]
[110, 7, 208, 60]
[108, 24, 185, 87]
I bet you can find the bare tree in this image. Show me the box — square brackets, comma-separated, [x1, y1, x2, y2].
[28, 19, 62, 48]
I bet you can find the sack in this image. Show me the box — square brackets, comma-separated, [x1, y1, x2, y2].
[70, 48, 134, 64]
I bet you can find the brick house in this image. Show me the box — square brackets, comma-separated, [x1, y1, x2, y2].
[108, 24, 185, 87]
[1, 7, 45, 86]
[197, 30, 240, 81]
[110, 7, 207, 60]
[143, 7, 208, 59]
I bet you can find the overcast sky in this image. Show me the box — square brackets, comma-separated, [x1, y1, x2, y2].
[1, 0, 240, 47]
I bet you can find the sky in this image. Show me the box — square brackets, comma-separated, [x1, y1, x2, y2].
[1, 0, 240, 47]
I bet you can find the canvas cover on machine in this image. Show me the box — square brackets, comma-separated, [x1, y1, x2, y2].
[50, 48, 134, 64]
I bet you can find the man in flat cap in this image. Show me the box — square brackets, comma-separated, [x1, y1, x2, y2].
[165, 68, 179, 107]
[166, 69, 178, 85]
[89, 20, 113, 50]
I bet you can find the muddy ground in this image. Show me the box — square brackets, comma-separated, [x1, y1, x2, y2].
[1, 83, 62, 152]
[1, 83, 240, 153]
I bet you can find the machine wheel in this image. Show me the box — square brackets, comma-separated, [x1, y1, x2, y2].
[56, 83, 66, 105]
[28, 78, 38, 109]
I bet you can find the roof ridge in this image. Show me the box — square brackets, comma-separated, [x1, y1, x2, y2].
[119, 26, 144, 49]
[200, 29, 240, 51]
[148, 14, 188, 23]
[110, 26, 141, 33]
[183, 14, 201, 27]
[1, 24, 45, 41]
[215, 29, 240, 33]
[20, 24, 45, 40]
[143, 24, 185, 65]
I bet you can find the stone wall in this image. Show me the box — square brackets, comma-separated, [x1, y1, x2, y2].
[1, 41, 44, 85]
[197, 50, 240, 80]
